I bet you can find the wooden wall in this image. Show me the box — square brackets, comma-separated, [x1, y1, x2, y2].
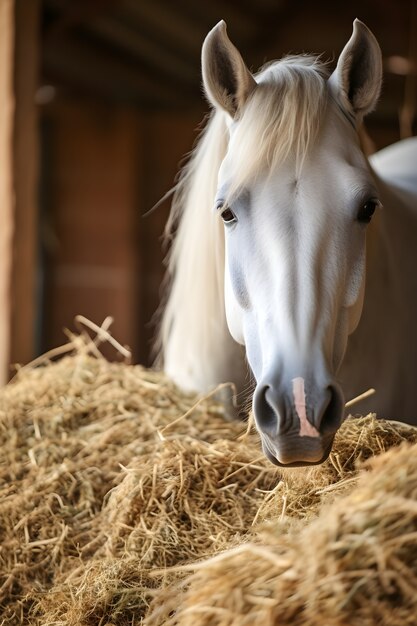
[41, 103, 140, 357]
[41, 101, 203, 364]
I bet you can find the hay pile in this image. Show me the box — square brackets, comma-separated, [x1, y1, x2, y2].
[149, 444, 417, 626]
[1, 319, 417, 625]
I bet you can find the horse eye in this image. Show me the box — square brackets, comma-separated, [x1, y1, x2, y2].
[357, 199, 380, 224]
[220, 205, 237, 224]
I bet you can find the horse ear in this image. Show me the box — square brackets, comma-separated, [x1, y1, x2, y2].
[202, 21, 257, 118]
[329, 19, 382, 118]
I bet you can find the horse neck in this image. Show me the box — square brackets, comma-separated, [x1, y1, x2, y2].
[342, 167, 417, 417]
[367, 170, 415, 284]
[159, 113, 245, 393]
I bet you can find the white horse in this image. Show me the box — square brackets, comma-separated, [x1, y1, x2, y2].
[159, 20, 417, 466]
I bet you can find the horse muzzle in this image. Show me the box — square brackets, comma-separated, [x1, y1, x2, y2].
[253, 376, 344, 466]
[260, 431, 335, 467]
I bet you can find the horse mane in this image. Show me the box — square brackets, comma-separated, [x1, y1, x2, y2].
[157, 55, 330, 391]
[157, 111, 231, 390]
[227, 55, 329, 196]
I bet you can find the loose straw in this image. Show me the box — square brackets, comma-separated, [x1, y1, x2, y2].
[345, 388, 375, 409]
[75, 315, 131, 359]
[160, 382, 236, 433]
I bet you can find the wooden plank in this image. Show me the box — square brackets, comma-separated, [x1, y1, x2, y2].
[10, 0, 40, 369]
[0, 0, 14, 384]
[42, 102, 141, 359]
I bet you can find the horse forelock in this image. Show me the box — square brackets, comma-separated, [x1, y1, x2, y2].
[226, 55, 330, 198]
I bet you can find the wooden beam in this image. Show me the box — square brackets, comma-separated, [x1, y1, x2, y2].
[10, 0, 41, 368]
[89, 16, 197, 89]
[0, 0, 14, 384]
[42, 34, 194, 108]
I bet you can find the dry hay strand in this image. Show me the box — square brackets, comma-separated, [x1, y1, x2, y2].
[146, 442, 417, 626]
[1, 318, 417, 625]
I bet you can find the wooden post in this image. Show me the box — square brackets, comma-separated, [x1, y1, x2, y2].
[10, 0, 40, 370]
[0, 0, 14, 385]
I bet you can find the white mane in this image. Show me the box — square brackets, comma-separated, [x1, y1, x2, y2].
[158, 56, 330, 391]
[228, 56, 329, 196]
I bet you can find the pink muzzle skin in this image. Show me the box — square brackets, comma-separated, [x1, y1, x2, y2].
[292, 377, 320, 438]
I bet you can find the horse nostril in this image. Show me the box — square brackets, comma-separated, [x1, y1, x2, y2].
[319, 384, 344, 435]
[253, 385, 279, 436]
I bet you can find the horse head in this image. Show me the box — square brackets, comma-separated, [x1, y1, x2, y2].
[202, 20, 383, 465]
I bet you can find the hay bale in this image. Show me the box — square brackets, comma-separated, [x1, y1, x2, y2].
[146, 443, 417, 626]
[1, 322, 416, 625]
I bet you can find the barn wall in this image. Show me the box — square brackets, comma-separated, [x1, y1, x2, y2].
[41, 101, 203, 364]
[42, 102, 141, 357]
